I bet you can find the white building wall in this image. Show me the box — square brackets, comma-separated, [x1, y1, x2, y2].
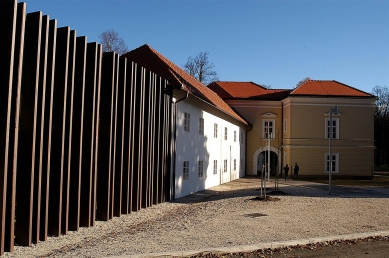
[175, 98, 246, 199]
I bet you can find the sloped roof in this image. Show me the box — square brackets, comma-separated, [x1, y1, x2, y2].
[122, 44, 248, 125]
[208, 81, 291, 100]
[291, 80, 374, 97]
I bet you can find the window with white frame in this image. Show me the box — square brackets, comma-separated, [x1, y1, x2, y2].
[224, 159, 227, 173]
[325, 153, 339, 173]
[183, 161, 189, 180]
[234, 159, 236, 171]
[263, 119, 275, 138]
[325, 118, 339, 139]
[198, 160, 203, 177]
[184, 112, 190, 132]
[199, 118, 204, 135]
[213, 160, 217, 174]
[224, 127, 228, 140]
[234, 131, 236, 142]
[214, 123, 218, 138]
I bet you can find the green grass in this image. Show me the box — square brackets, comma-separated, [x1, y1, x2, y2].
[305, 176, 389, 188]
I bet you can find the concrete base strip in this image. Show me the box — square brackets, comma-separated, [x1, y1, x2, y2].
[108, 230, 389, 258]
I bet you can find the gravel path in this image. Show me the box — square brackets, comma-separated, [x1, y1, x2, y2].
[5, 177, 389, 257]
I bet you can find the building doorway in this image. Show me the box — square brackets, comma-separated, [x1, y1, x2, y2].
[253, 147, 280, 177]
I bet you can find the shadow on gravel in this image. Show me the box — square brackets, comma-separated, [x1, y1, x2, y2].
[173, 177, 389, 205]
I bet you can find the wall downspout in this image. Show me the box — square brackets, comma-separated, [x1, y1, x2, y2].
[281, 101, 284, 175]
[172, 90, 189, 200]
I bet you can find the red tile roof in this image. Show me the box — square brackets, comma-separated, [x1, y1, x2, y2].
[291, 80, 374, 97]
[209, 80, 374, 100]
[122, 44, 248, 125]
[208, 81, 291, 100]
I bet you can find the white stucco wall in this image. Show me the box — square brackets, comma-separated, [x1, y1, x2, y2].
[175, 97, 246, 199]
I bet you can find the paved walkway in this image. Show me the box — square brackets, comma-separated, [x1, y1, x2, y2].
[110, 231, 389, 258]
[109, 179, 388, 258]
[279, 178, 389, 198]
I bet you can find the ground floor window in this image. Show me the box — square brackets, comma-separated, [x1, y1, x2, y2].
[183, 161, 189, 180]
[234, 159, 236, 171]
[325, 153, 339, 173]
[224, 159, 227, 173]
[198, 160, 203, 177]
[213, 160, 217, 174]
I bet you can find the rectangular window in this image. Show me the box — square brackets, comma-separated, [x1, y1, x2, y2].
[263, 119, 275, 138]
[198, 160, 203, 177]
[214, 123, 218, 138]
[183, 161, 189, 180]
[224, 127, 228, 140]
[213, 160, 217, 174]
[325, 118, 339, 139]
[325, 153, 339, 173]
[199, 117, 204, 135]
[224, 159, 227, 173]
[234, 131, 237, 142]
[184, 112, 190, 132]
[234, 159, 236, 171]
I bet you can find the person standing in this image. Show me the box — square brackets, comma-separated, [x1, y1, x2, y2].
[284, 164, 289, 180]
[294, 163, 299, 180]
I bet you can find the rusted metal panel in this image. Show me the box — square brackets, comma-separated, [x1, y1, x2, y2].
[150, 74, 158, 206]
[109, 53, 119, 219]
[39, 18, 57, 242]
[79, 42, 98, 227]
[61, 29, 76, 235]
[91, 44, 102, 226]
[0, 0, 18, 254]
[114, 58, 126, 217]
[152, 76, 162, 205]
[31, 14, 49, 245]
[141, 71, 151, 209]
[48, 26, 70, 237]
[127, 62, 137, 214]
[14, 11, 42, 247]
[4, 2, 25, 253]
[68, 36, 87, 231]
[96, 52, 116, 221]
[120, 61, 134, 215]
[131, 66, 145, 212]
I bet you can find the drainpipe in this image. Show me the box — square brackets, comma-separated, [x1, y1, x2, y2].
[281, 101, 284, 176]
[172, 89, 188, 200]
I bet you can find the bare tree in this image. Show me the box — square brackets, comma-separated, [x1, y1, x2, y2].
[373, 85, 389, 166]
[98, 29, 129, 55]
[296, 77, 311, 88]
[183, 52, 218, 85]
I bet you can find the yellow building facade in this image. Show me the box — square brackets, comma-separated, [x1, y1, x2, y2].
[209, 80, 376, 178]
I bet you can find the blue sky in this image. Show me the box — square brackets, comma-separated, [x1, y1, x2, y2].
[24, 0, 388, 93]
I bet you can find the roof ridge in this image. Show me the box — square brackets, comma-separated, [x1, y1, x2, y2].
[290, 79, 373, 97]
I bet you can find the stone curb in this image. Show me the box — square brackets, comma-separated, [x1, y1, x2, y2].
[107, 230, 389, 258]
